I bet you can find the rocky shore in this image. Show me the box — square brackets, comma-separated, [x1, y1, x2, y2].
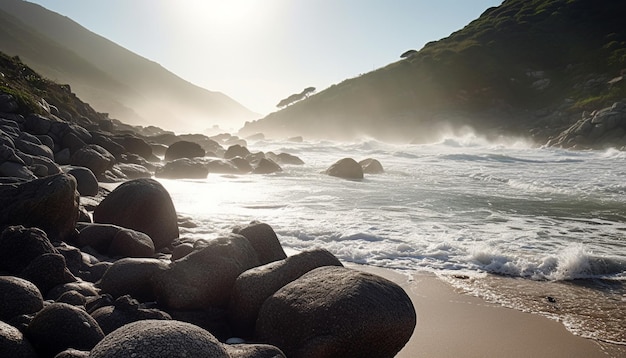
[1, 84, 415, 356]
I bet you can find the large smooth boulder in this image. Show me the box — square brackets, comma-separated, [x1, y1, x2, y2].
[70, 144, 115, 177]
[153, 234, 260, 310]
[255, 266, 416, 358]
[233, 222, 287, 265]
[0, 276, 44, 322]
[230, 249, 343, 338]
[0, 320, 37, 358]
[89, 320, 229, 358]
[325, 158, 364, 180]
[26, 303, 104, 357]
[155, 158, 209, 179]
[0, 226, 57, 273]
[93, 178, 179, 250]
[0, 174, 79, 241]
[113, 135, 152, 160]
[164, 140, 205, 161]
[97, 258, 168, 302]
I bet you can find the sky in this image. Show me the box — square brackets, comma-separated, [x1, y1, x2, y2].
[27, 0, 502, 117]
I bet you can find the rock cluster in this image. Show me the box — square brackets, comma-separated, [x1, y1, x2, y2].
[0, 171, 416, 357]
[548, 101, 626, 149]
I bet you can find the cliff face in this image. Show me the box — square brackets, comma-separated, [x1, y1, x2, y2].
[0, 0, 258, 133]
[240, 0, 626, 145]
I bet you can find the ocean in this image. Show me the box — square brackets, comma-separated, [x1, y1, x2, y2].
[156, 134, 626, 346]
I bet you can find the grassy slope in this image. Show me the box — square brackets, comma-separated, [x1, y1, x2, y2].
[241, 0, 626, 142]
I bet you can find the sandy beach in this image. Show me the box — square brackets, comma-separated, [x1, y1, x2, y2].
[352, 265, 625, 358]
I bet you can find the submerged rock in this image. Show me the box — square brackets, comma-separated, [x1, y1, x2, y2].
[325, 158, 364, 180]
[359, 158, 384, 174]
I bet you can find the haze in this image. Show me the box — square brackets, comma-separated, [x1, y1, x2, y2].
[26, 0, 501, 131]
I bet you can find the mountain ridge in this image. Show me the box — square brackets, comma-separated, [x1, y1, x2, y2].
[0, 0, 258, 133]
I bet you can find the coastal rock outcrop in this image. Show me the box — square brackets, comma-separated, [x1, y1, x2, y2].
[89, 320, 229, 358]
[90, 295, 172, 334]
[93, 178, 179, 250]
[255, 266, 416, 358]
[233, 222, 287, 265]
[325, 158, 364, 180]
[0, 173, 79, 242]
[548, 101, 626, 149]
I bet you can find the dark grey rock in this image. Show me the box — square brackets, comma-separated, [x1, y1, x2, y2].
[155, 158, 208, 179]
[255, 266, 416, 358]
[325, 158, 364, 180]
[0, 320, 37, 358]
[70, 144, 115, 177]
[89, 320, 229, 358]
[26, 302, 104, 357]
[0, 276, 44, 322]
[164, 140, 205, 161]
[93, 178, 179, 250]
[359, 158, 384, 174]
[0, 225, 57, 273]
[97, 258, 168, 302]
[234, 222, 287, 265]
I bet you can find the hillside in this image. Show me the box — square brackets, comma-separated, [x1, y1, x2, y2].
[0, 0, 258, 133]
[240, 0, 626, 145]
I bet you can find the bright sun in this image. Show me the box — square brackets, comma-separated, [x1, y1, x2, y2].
[168, 0, 263, 35]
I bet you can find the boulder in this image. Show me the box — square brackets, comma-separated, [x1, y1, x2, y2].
[70, 144, 115, 177]
[164, 140, 206, 161]
[90, 132, 125, 158]
[224, 144, 250, 159]
[56, 290, 87, 306]
[93, 178, 179, 250]
[252, 158, 282, 174]
[224, 343, 287, 358]
[89, 320, 229, 358]
[46, 282, 99, 302]
[0, 225, 57, 273]
[0, 320, 38, 358]
[233, 222, 287, 265]
[205, 158, 243, 174]
[155, 158, 209, 179]
[113, 135, 152, 160]
[97, 258, 168, 302]
[255, 266, 416, 358]
[63, 166, 99, 196]
[115, 163, 152, 179]
[91, 295, 171, 334]
[0, 276, 44, 322]
[26, 302, 104, 357]
[16, 134, 54, 159]
[325, 158, 363, 180]
[109, 228, 155, 258]
[359, 158, 384, 174]
[229, 249, 342, 337]
[266, 152, 305, 165]
[54, 349, 89, 358]
[229, 157, 253, 173]
[20, 253, 77, 295]
[153, 234, 260, 310]
[0, 174, 79, 241]
[0, 160, 35, 179]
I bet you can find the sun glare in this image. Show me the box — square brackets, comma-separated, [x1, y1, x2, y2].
[167, 0, 264, 35]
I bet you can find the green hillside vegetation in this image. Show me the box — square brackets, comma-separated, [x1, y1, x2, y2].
[0, 0, 257, 132]
[241, 0, 626, 142]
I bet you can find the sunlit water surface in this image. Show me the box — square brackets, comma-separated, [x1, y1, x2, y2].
[157, 136, 626, 345]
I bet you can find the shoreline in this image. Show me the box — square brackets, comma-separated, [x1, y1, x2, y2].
[350, 264, 625, 358]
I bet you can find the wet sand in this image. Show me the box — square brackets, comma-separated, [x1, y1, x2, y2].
[351, 265, 625, 358]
